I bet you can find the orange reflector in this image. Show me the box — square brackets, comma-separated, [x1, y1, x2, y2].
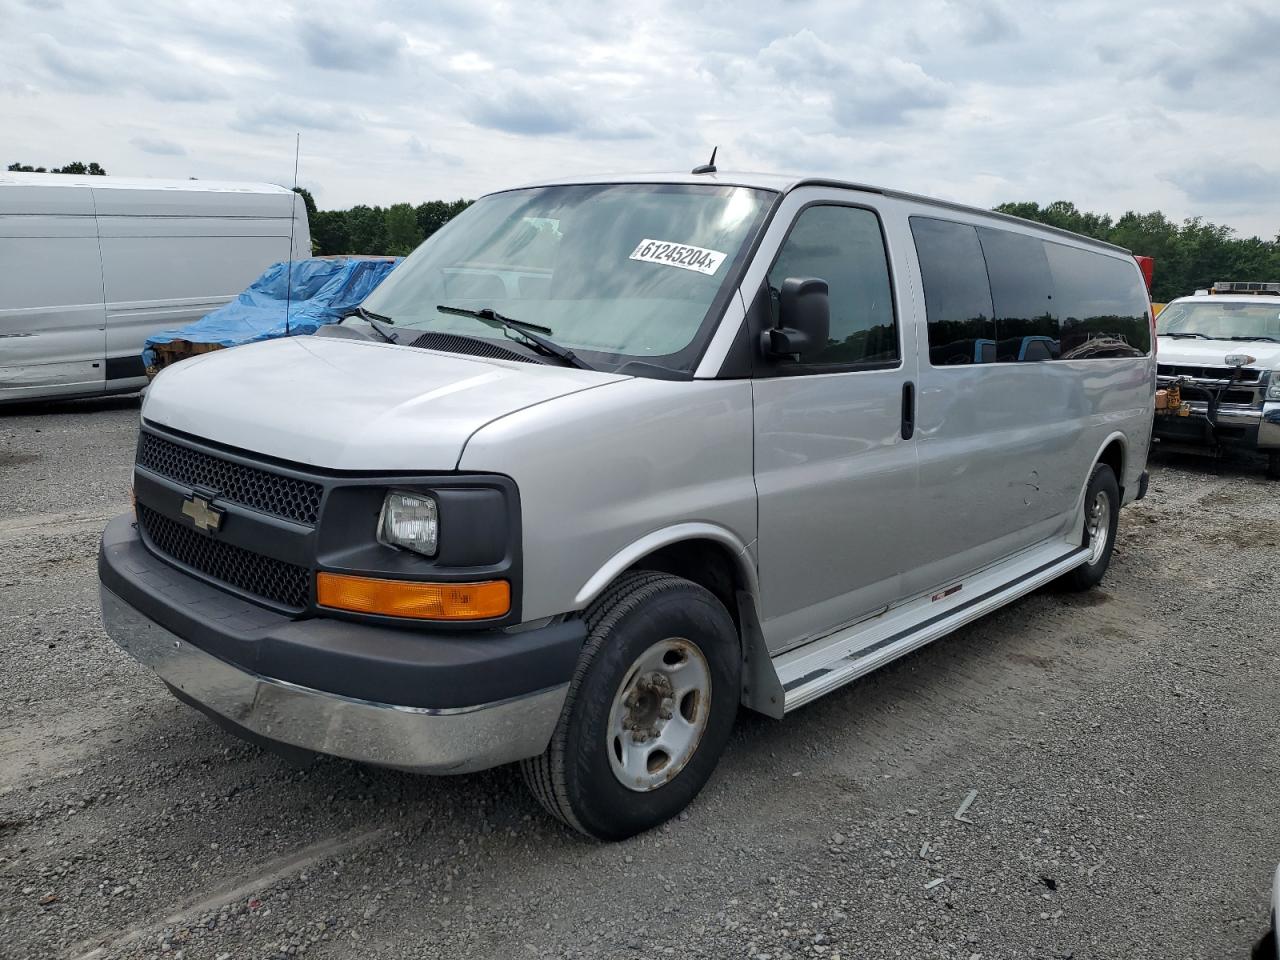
[316, 572, 510, 621]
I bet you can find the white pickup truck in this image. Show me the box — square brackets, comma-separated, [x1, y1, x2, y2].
[1154, 282, 1280, 479]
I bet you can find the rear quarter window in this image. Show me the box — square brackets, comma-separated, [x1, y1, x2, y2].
[1044, 243, 1150, 359]
[912, 214, 1151, 364]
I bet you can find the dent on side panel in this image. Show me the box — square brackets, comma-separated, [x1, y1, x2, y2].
[458, 378, 758, 622]
[909, 356, 1153, 596]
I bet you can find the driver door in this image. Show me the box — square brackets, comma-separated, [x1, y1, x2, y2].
[750, 192, 920, 652]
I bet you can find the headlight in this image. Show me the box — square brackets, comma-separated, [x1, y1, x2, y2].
[378, 492, 438, 556]
[1268, 373, 1280, 401]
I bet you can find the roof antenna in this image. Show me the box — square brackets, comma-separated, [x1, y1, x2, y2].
[691, 146, 717, 175]
[285, 132, 300, 339]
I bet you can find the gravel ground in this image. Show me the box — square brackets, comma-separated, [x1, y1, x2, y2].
[2, 396, 1279, 960]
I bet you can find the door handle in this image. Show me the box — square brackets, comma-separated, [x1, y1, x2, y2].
[901, 381, 915, 440]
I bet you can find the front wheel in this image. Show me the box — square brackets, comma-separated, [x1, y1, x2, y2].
[1060, 463, 1120, 592]
[1267, 451, 1280, 482]
[521, 571, 740, 841]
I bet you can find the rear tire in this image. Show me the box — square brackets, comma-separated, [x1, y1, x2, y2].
[1267, 452, 1280, 482]
[521, 571, 740, 841]
[1060, 463, 1120, 592]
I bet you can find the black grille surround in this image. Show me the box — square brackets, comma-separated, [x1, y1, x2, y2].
[130, 425, 524, 627]
[137, 504, 311, 610]
[137, 432, 323, 525]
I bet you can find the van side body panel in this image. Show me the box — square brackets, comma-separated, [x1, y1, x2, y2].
[0, 183, 106, 399]
[457, 377, 758, 624]
[906, 357, 1152, 595]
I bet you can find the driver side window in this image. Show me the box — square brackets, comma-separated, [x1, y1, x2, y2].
[767, 204, 899, 368]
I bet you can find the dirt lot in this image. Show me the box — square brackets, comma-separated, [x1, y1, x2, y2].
[2, 395, 1279, 960]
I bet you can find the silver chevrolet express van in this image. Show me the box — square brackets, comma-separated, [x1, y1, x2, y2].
[99, 171, 1156, 840]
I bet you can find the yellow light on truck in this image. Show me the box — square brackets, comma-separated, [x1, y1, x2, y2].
[316, 572, 511, 621]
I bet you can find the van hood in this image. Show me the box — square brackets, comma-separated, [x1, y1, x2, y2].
[1158, 336, 1280, 370]
[143, 336, 626, 470]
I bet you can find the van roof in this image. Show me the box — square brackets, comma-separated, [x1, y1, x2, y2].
[506, 170, 1133, 256]
[0, 171, 293, 195]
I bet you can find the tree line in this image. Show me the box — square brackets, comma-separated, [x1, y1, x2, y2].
[8, 161, 107, 175]
[994, 201, 1280, 303]
[297, 190, 473, 258]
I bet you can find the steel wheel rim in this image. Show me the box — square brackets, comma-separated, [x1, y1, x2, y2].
[606, 637, 712, 793]
[1086, 489, 1111, 565]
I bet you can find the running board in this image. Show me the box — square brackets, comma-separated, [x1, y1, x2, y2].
[774, 542, 1090, 713]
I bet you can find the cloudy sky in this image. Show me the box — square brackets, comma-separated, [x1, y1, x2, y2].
[4, 0, 1278, 237]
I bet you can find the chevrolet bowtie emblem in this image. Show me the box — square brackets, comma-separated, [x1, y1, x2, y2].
[181, 495, 224, 532]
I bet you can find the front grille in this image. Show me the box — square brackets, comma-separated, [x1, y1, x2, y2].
[138, 504, 311, 610]
[137, 433, 323, 525]
[1158, 363, 1262, 382]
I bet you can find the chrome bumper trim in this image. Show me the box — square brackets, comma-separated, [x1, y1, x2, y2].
[1162, 400, 1280, 450]
[100, 587, 567, 774]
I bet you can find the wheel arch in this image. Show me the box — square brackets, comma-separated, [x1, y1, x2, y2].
[1068, 432, 1129, 545]
[573, 524, 784, 718]
[1095, 434, 1127, 498]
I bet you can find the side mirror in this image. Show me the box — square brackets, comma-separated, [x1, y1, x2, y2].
[762, 277, 830, 360]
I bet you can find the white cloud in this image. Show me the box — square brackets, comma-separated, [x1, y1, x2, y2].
[130, 136, 186, 156]
[231, 97, 363, 134]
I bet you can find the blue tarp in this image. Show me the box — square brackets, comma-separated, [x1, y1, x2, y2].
[142, 257, 400, 368]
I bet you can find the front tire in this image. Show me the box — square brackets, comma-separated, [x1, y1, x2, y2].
[1060, 463, 1120, 592]
[1267, 451, 1280, 482]
[521, 571, 740, 841]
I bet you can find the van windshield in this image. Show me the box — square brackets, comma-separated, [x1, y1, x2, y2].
[1157, 301, 1280, 341]
[362, 183, 775, 373]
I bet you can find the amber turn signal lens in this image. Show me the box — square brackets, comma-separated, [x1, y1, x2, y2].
[316, 572, 510, 621]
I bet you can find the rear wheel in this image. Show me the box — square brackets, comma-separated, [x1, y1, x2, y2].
[1060, 463, 1120, 592]
[1267, 451, 1280, 481]
[521, 571, 740, 841]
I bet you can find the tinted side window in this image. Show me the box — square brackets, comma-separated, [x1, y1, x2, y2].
[977, 227, 1060, 362]
[1044, 242, 1151, 358]
[910, 217, 996, 366]
[768, 205, 898, 367]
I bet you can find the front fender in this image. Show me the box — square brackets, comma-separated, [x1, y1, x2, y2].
[572, 522, 759, 607]
[574, 525, 783, 718]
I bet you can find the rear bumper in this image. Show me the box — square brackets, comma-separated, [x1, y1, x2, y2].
[98, 514, 583, 773]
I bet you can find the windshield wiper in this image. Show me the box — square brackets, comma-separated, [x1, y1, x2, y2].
[435, 304, 592, 370]
[1228, 335, 1280, 343]
[346, 306, 398, 344]
[1163, 332, 1210, 339]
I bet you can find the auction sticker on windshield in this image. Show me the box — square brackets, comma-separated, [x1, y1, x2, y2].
[629, 239, 727, 276]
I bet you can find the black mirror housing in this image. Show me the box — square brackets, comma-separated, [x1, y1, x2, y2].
[762, 276, 830, 360]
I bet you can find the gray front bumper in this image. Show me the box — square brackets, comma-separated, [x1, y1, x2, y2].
[101, 586, 568, 774]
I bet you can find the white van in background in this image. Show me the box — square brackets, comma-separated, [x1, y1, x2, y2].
[0, 173, 309, 404]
